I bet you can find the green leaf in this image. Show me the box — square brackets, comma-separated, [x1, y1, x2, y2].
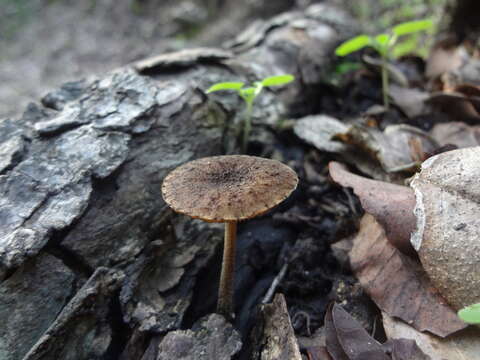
[261, 74, 295, 87]
[392, 36, 418, 58]
[335, 35, 371, 56]
[392, 19, 433, 37]
[206, 82, 245, 93]
[335, 61, 362, 75]
[458, 303, 480, 324]
[375, 33, 391, 47]
[239, 87, 256, 102]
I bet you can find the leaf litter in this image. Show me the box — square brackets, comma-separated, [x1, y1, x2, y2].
[289, 24, 480, 359]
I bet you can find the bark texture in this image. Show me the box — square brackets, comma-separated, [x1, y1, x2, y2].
[0, 4, 355, 358]
[251, 294, 302, 360]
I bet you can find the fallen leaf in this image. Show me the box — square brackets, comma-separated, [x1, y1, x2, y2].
[456, 57, 480, 86]
[294, 116, 389, 181]
[299, 327, 331, 360]
[426, 92, 480, 124]
[431, 122, 480, 148]
[325, 303, 389, 360]
[389, 85, 429, 118]
[334, 124, 437, 174]
[307, 347, 333, 360]
[383, 338, 430, 360]
[349, 214, 467, 337]
[410, 147, 480, 309]
[454, 83, 480, 97]
[383, 312, 480, 360]
[329, 162, 416, 255]
[294, 115, 350, 153]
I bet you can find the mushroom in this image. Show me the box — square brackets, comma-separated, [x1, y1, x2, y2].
[161, 155, 298, 317]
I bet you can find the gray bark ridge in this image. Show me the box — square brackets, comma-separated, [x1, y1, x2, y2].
[0, 3, 355, 359]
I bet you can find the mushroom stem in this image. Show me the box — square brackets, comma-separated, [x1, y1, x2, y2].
[217, 220, 237, 318]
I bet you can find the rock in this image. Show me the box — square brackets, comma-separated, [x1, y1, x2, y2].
[0, 253, 75, 360]
[156, 314, 242, 360]
[23, 267, 124, 360]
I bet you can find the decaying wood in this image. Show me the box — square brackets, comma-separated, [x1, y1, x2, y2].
[251, 294, 302, 360]
[0, 4, 355, 358]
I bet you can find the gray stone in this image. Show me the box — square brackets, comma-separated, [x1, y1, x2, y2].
[0, 253, 76, 360]
[23, 267, 125, 360]
[156, 314, 242, 360]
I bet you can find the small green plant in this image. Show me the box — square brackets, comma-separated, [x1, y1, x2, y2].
[458, 303, 480, 325]
[335, 19, 433, 109]
[206, 74, 295, 153]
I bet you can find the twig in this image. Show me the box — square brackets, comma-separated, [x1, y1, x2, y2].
[262, 263, 288, 304]
[342, 187, 358, 215]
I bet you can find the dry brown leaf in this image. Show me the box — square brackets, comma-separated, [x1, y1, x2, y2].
[410, 147, 480, 309]
[426, 92, 480, 124]
[334, 124, 437, 174]
[307, 346, 333, 360]
[383, 312, 480, 360]
[383, 338, 430, 360]
[389, 85, 429, 118]
[294, 115, 350, 153]
[294, 116, 390, 181]
[431, 122, 480, 148]
[455, 83, 480, 97]
[325, 303, 389, 360]
[349, 214, 467, 337]
[329, 162, 415, 255]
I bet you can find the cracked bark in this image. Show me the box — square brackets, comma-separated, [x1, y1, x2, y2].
[0, 4, 355, 359]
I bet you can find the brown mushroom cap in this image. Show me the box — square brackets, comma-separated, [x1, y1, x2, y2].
[161, 155, 298, 222]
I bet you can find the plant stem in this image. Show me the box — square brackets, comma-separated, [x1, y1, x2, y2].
[242, 100, 253, 153]
[381, 52, 390, 110]
[217, 220, 237, 318]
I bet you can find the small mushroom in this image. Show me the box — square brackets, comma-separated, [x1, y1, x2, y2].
[161, 155, 298, 317]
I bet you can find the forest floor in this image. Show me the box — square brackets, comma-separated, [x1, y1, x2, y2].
[3, 1, 478, 359]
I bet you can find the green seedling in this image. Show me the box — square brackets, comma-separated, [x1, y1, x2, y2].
[335, 19, 433, 109]
[206, 74, 295, 153]
[458, 303, 480, 325]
